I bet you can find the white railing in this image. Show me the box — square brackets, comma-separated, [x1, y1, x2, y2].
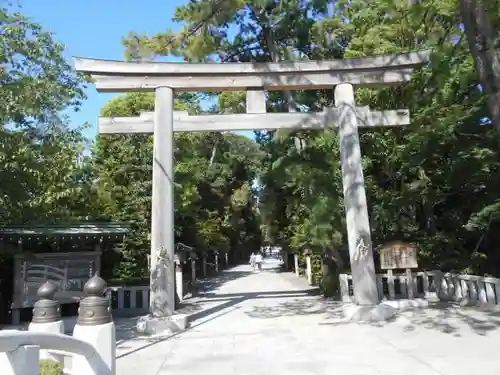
[107, 253, 223, 313]
[339, 270, 500, 308]
[106, 286, 150, 316]
[106, 283, 191, 315]
[87, 249, 229, 318]
[0, 330, 113, 375]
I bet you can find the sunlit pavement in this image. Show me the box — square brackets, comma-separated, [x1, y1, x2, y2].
[117, 258, 500, 375]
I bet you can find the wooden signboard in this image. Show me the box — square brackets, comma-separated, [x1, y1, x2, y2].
[12, 251, 101, 309]
[379, 241, 418, 270]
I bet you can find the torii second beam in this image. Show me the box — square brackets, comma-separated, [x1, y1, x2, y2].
[98, 108, 410, 134]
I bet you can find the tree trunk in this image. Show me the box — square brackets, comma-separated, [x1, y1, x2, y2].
[459, 0, 500, 129]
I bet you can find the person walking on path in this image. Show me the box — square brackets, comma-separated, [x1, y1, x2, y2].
[254, 252, 263, 271]
[249, 252, 256, 270]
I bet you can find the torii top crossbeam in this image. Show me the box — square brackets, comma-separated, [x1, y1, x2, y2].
[73, 50, 430, 92]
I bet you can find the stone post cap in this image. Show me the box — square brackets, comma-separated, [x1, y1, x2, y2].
[32, 281, 61, 324]
[78, 275, 112, 326]
[37, 281, 58, 300]
[84, 274, 108, 296]
[334, 83, 355, 106]
[175, 251, 187, 264]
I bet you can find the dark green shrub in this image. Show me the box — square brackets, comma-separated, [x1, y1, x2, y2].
[319, 271, 340, 297]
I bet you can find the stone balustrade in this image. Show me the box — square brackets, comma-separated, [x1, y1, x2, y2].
[287, 251, 500, 310]
[107, 247, 228, 316]
[339, 271, 500, 308]
[1, 277, 115, 375]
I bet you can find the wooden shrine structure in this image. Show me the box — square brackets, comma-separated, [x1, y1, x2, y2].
[0, 223, 129, 324]
[74, 50, 430, 317]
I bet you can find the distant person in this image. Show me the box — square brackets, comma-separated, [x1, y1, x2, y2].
[249, 252, 256, 270]
[254, 252, 263, 271]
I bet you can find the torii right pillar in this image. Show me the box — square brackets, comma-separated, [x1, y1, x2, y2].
[335, 83, 380, 307]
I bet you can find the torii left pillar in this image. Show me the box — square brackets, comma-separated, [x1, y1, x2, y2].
[137, 86, 185, 335]
[150, 86, 176, 317]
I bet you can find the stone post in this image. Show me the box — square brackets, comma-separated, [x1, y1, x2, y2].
[150, 86, 176, 317]
[335, 83, 378, 306]
[175, 254, 184, 302]
[214, 250, 219, 273]
[305, 254, 313, 285]
[202, 252, 208, 277]
[433, 270, 445, 299]
[190, 251, 197, 293]
[387, 270, 396, 300]
[224, 252, 229, 267]
[294, 254, 300, 276]
[72, 275, 116, 375]
[406, 268, 414, 299]
[28, 282, 64, 363]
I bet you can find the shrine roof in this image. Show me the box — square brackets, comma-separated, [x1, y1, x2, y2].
[0, 222, 130, 242]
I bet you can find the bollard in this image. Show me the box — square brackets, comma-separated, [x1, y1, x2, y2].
[29, 281, 65, 363]
[306, 255, 313, 285]
[190, 251, 198, 294]
[202, 251, 208, 277]
[294, 254, 300, 276]
[433, 270, 445, 299]
[214, 250, 219, 273]
[72, 275, 116, 375]
[175, 253, 184, 302]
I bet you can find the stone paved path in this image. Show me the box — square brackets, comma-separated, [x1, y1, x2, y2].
[116, 258, 500, 375]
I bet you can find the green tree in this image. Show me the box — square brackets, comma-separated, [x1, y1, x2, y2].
[0, 6, 86, 126]
[119, 0, 500, 285]
[94, 91, 263, 279]
[0, 5, 92, 225]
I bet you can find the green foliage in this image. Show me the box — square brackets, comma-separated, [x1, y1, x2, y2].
[320, 272, 340, 298]
[40, 360, 63, 375]
[0, 6, 86, 126]
[4, 0, 500, 303]
[122, 0, 500, 280]
[0, 5, 94, 226]
[94, 91, 264, 279]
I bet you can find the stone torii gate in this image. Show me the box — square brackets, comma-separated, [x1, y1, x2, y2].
[74, 50, 429, 327]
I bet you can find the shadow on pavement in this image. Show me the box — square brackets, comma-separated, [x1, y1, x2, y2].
[194, 270, 254, 294]
[117, 262, 500, 361]
[114, 290, 500, 356]
[251, 297, 500, 337]
[369, 302, 500, 336]
[115, 288, 320, 358]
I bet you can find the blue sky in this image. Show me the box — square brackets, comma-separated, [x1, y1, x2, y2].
[20, 0, 254, 140]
